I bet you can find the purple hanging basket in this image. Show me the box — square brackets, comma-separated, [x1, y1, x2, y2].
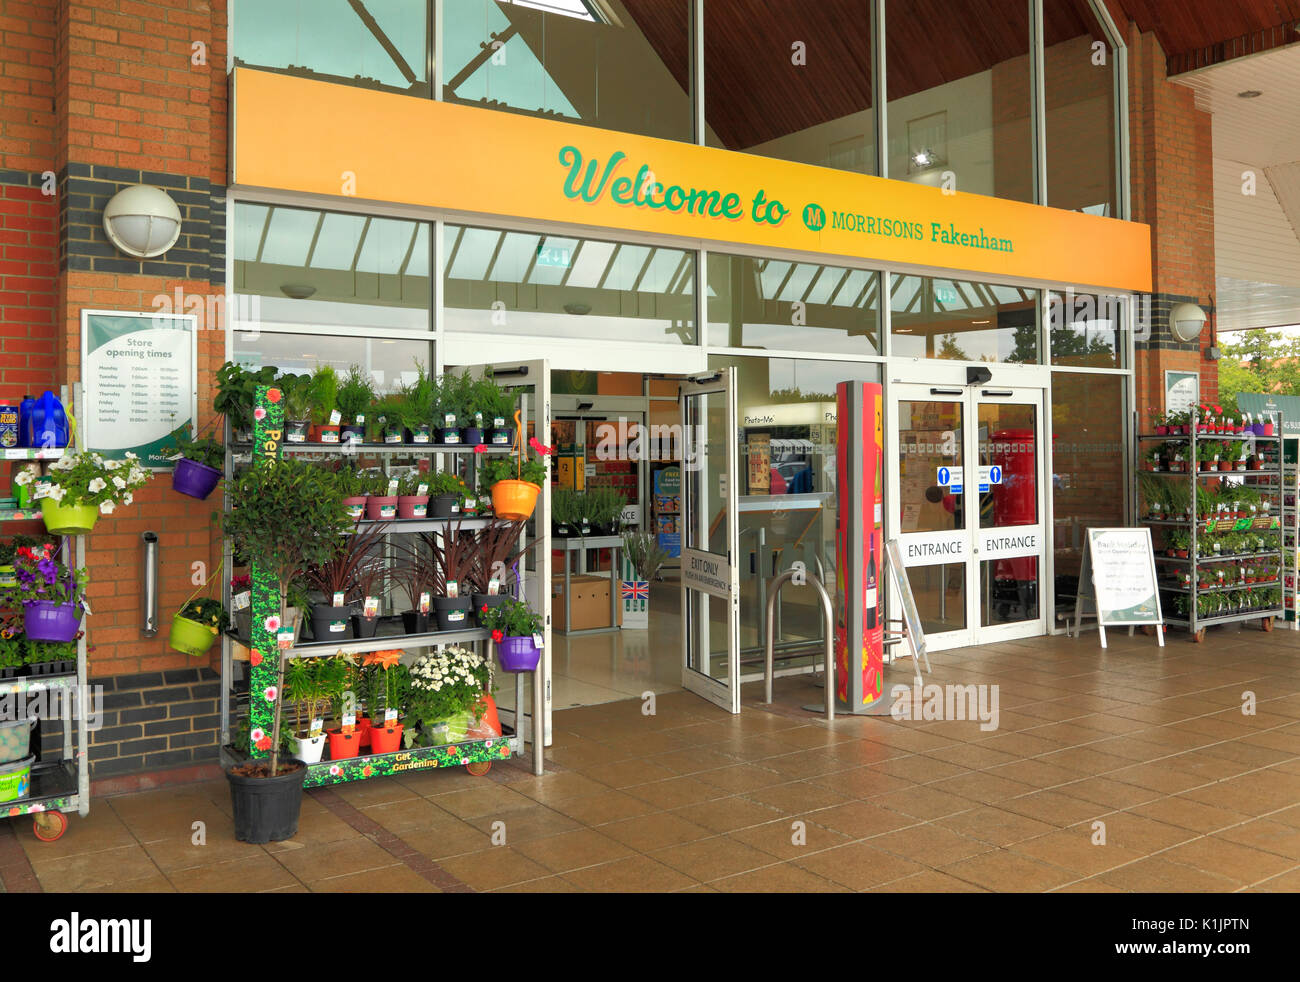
[23, 600, 83, 642]
[173, 457, 222, 500]
[496, 635, 541, 672]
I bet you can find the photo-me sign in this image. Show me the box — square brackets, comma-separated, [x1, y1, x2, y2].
[232, 69, 1153, 293]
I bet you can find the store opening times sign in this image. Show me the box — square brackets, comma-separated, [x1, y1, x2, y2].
[81, 311, 198, 467]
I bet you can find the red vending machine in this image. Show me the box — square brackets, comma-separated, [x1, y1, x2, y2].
[834, 381, 885, 713]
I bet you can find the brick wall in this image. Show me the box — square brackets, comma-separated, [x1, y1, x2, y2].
[0, 180, 57, 402]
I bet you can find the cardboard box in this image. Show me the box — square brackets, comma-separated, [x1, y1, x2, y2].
[552, 573, 623, 632]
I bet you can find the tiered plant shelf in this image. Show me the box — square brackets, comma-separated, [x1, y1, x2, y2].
[1137, 418, 1285, 642]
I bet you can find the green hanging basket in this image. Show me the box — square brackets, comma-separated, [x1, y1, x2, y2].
[169, 613, 218, 657]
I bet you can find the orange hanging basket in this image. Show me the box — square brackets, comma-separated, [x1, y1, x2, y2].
[492, 479, 539, 521]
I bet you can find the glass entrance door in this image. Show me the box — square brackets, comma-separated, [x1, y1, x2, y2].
[679, 370, 741, 712]
[890, 382, 1046, 650]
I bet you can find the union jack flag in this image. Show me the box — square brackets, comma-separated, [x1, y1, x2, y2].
[621, 581, 649, 602]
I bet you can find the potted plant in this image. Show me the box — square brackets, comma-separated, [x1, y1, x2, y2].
[277, 372, 313, 443]
[591, 487, 627, 534]
[1168, 529, 1189, 559]
[221, 455, 354, 843]
[5, 544, 87, 643]
[166, 428, 224, 500]
[397, 472, 431, 520]
[551, 488, 580, 537]
[324, 656, 365, 761]
[427, 470, 468, 518]
[335, 467, 368, 520]
[479, 597, 544, 672]
[392, 544, 436, 635]
[169, 597, 228, 657]
[17, 450, 151, 534]
[0, 632, 24, 679]
[403, 362, 437, 444]
[284, 655, 345, 764]
[474, 373, 516, 447]
[621, 530, 668, 631]
[215, 362, 279, 442]
[479, 416, 551, 521]
[433, 369, 466, 445]
[350, 546, 388, 639]
[403, 646, 493, 747]
[371, 392, 411, 445]
[362, 650, 409, 753]
[26, 639, 77, 677]
[364, 471, 399, 520]
[466, 519, 531, 620]
[230, 573, 252, 641]
[336, 366, 376, 444]
[421, 527, 473, 630]
[302, 520, 388, 643]
[307, 365, 341, 444]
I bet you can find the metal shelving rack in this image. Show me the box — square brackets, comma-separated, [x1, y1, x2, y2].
[218, 388, 548, 785]
[0, 392, 90, 841]
[1137, 417, 1285, 642]
[1282, 438, 1300, 628]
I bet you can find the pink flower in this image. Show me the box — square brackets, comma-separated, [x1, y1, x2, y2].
[253, 406, 267, 421]
[264, 615, 281, 632]
[264, 686, 277, 703]
[329, 765, 341, 776]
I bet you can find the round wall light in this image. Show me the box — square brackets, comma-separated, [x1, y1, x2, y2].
[1169, 302, 1208, 342]
[102, 184, 182, 258]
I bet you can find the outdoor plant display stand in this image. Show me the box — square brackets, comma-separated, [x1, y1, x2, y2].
[1138, 410, 1286, 641]
[219, 381, 548, 793]
[0, 384, 91, 842]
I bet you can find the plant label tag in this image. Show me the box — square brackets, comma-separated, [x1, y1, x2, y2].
[385, 708, 398, 724]
[419, 592, 430, 613]
[475, 412, 483, 427]
[380, 504, 395, 518]
[532, 632, 545, 649]
[493, 416, 505, 428]
[321, 429, 339, 443]
[277, 629, 295, 650]
[447, 609, 464, 623]
[232, 591, 251, 611]
[364, 596, 379, 617]
[33, 481, 50, 499]
[492, 430, 509, 444]
[488, 578, 500, 596]
[413, 504, 427, 518]
[81, 596, 93, 615]
[332, 592, 345, 607]
[329, 409, 341, 426]
[444, 413, 456, 427]
[341, 713, 355, 733]
[329, 619, 347, 633]
[387, 479, 399, 496]
[447, 580, 459, 598]
[310, 718, 324, 738]
[355, 414, 365, 425]
[450, 501, 459, 513]
[417, 483, 428, 496]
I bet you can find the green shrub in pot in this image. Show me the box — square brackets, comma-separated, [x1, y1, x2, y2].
[335, 366, 376, 440]
[215, 362, 278, 439]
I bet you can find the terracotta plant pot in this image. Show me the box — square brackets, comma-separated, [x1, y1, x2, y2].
[311, 424, 341, 444]
[366, 495, 398, 520]
[397, 495, 430, 520]
[342, 495, 366, 520]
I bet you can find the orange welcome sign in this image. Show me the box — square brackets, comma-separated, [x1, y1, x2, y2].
[232, 68, 1152, 293]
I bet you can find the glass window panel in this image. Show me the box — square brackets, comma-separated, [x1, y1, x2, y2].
[981, 558, 1038, 626]
[705, 1, 876, 175]
[908, 565, 967, 634]
[886, 0, 1032, 202]
[898, 399, 965, 533]
[1044, 0, 1118, 216]
[1049, 290, 1124, 368]
[890, 273, 1038, 364]
[708, 252, 879, 354]
[1051, 371, 1126, 612]
[229, 333, 432, 392]
[443, 0, 693, 141]
[444, 223, 696, 343]
[232, 0, 430, 96]
[232, 203, 431, 328]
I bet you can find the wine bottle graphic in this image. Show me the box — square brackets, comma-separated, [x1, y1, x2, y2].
[866, 535, 878, 630]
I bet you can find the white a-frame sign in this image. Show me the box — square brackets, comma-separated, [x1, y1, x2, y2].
[1074, 527, 1164, 649]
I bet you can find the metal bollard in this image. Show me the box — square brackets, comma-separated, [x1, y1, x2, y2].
[764, 568, 835, 721]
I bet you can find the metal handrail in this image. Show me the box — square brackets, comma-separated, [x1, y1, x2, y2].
[763, 568, 835, 721]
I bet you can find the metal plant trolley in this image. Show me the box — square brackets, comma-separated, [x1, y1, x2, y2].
[1137, 415, 1285, 642]
[219, 383, 549, 783]
[555, 534, 623, 636]
[0, 418, 90, 841]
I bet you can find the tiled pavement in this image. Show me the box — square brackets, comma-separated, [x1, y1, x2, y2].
[3, 627, 1300, 892]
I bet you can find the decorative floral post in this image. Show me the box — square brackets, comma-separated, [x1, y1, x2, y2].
[248, 385, 284, 756]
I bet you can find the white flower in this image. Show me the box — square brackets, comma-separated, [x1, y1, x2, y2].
[47, 485, 66, 502]
[112, 476, 126, 490]
[14, 469, 33, 486]
[125, 452, 138, 460]
[88, 478, 106, 493]
[122, 493, 133, 506]
[105, 459, 121, 470]
[99, 500, 115, 514]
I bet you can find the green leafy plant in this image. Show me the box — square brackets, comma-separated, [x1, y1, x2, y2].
[167, 431, 224, 470]
[480, 453, 546, 490]
[285, 655, 347, 737]
[371, 392, 412, 437]
[478, 597, 544, 640]
[396, 472, 428, 497]
[426, 471, 469, 498]
[25, 640, 75, 666]
[360, 653, 410, 722]
[215, 362, 279, 435]
[471, 372, 515, 424]
[0, 633, 24, 670]
[403, 646, 492, 746]
[277, 372, 312, 422]
[177, 597, 228, 633]
[588, 487, 627, 526]
[552, 488, 582, 526]
[307, 365, 340, 426]
[222, 457, 356, 773]
[403, 361, 437, 427]
[19, 450, 151, 513]
[623, 530, 669, 582]
[336, 366, 377, 425]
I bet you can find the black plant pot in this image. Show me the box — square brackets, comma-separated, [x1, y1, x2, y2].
[0, 667, 16, 679]
[429, 494, 458, 519]
[406, 424, 433, 445]
[402, 610, 429, 634]
[285, 419, 310, 443]
[433, 595, 472, 631]
[436, 427, 462, 445]
[340, 424, 365, 444]
[310, 603, 355, 642]
[553, 522, 576, 538]
[463, 426, 484, 446]
[472, 593, 509, 626]
[55, 660, 76, 675]
[227, 759, 307, 844]
[488, 427, 512, 446]
[352, 613, 379, 639]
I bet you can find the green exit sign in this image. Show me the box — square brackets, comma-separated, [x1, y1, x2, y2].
[536, 244, 572, 268]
